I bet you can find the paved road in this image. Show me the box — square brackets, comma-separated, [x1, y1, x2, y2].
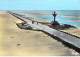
[9, 11, 80, 52]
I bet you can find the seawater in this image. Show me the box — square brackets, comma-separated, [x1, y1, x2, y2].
[38, 15, 80, 28]
[35, 10, 80, 28]
[14, 10, 80, 28]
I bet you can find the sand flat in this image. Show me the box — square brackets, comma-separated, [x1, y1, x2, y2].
[0, 12, 79, 56]
[61, 29, 80, 37]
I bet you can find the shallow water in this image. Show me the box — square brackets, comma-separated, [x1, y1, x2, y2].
[14, 10, 80, 28]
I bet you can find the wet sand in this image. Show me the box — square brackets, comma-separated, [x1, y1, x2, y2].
[61, 29, 80, 37]
[0, 11, 79, 56]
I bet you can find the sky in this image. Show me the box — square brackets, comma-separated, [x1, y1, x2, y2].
[0, 0, 80, 10]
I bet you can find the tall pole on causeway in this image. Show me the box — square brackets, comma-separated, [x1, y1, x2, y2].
[52, 11, 57, 22]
